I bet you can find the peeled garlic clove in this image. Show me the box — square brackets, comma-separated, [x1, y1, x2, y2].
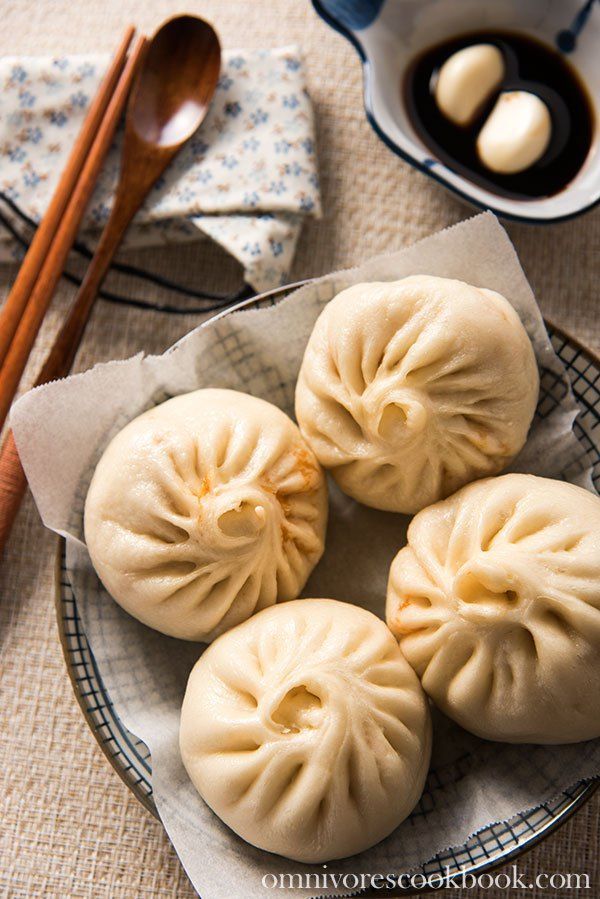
[477, 91, 552, 174]
[434, 44, 505, 126]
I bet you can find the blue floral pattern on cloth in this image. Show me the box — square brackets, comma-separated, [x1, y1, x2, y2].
[0, 47, 321, 292]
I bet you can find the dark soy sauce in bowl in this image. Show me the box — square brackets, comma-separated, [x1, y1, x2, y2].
[404, 31, 595, 200]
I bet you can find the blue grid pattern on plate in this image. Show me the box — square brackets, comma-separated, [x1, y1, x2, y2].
[59, 566, 153, 805]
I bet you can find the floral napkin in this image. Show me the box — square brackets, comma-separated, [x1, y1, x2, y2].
[0, 47, 321, 292]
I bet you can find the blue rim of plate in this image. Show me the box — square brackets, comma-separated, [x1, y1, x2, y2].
[310, 0, 600, 226]
[55, 283, 599, 895]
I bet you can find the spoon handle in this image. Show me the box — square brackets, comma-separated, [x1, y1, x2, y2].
[42, 196, 140, 380]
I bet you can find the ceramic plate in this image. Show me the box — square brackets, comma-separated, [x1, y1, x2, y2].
[55, 283, 598, 894]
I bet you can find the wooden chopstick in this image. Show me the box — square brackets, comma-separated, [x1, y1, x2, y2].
[0, 431, 25, 553]
[0, 35, 148, 555]
[0, 34, 147, 437]
[0, 26, 135, 370]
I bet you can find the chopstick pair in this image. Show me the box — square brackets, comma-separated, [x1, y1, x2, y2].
[0, 27, 147, 553]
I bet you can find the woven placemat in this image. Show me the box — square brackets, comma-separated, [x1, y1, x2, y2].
[0, 2, 598, 896]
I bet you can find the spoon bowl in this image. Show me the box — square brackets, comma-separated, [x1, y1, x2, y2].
[129, 15, 221, 148]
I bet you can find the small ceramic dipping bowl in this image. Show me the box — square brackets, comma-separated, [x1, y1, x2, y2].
[313, 0, 599, 223]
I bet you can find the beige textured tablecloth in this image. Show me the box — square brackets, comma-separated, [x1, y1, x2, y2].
[0, 2, 598, 896]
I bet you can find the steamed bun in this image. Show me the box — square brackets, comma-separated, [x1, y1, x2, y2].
[84, 389, 327, 641]
[180, 599, 431, 862]
[386, 474, 600, 744]
[295, 276, 539, 513]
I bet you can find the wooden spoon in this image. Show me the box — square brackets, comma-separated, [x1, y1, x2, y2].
[43, 14, 221, 376]
[0, 15, 220, 555]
